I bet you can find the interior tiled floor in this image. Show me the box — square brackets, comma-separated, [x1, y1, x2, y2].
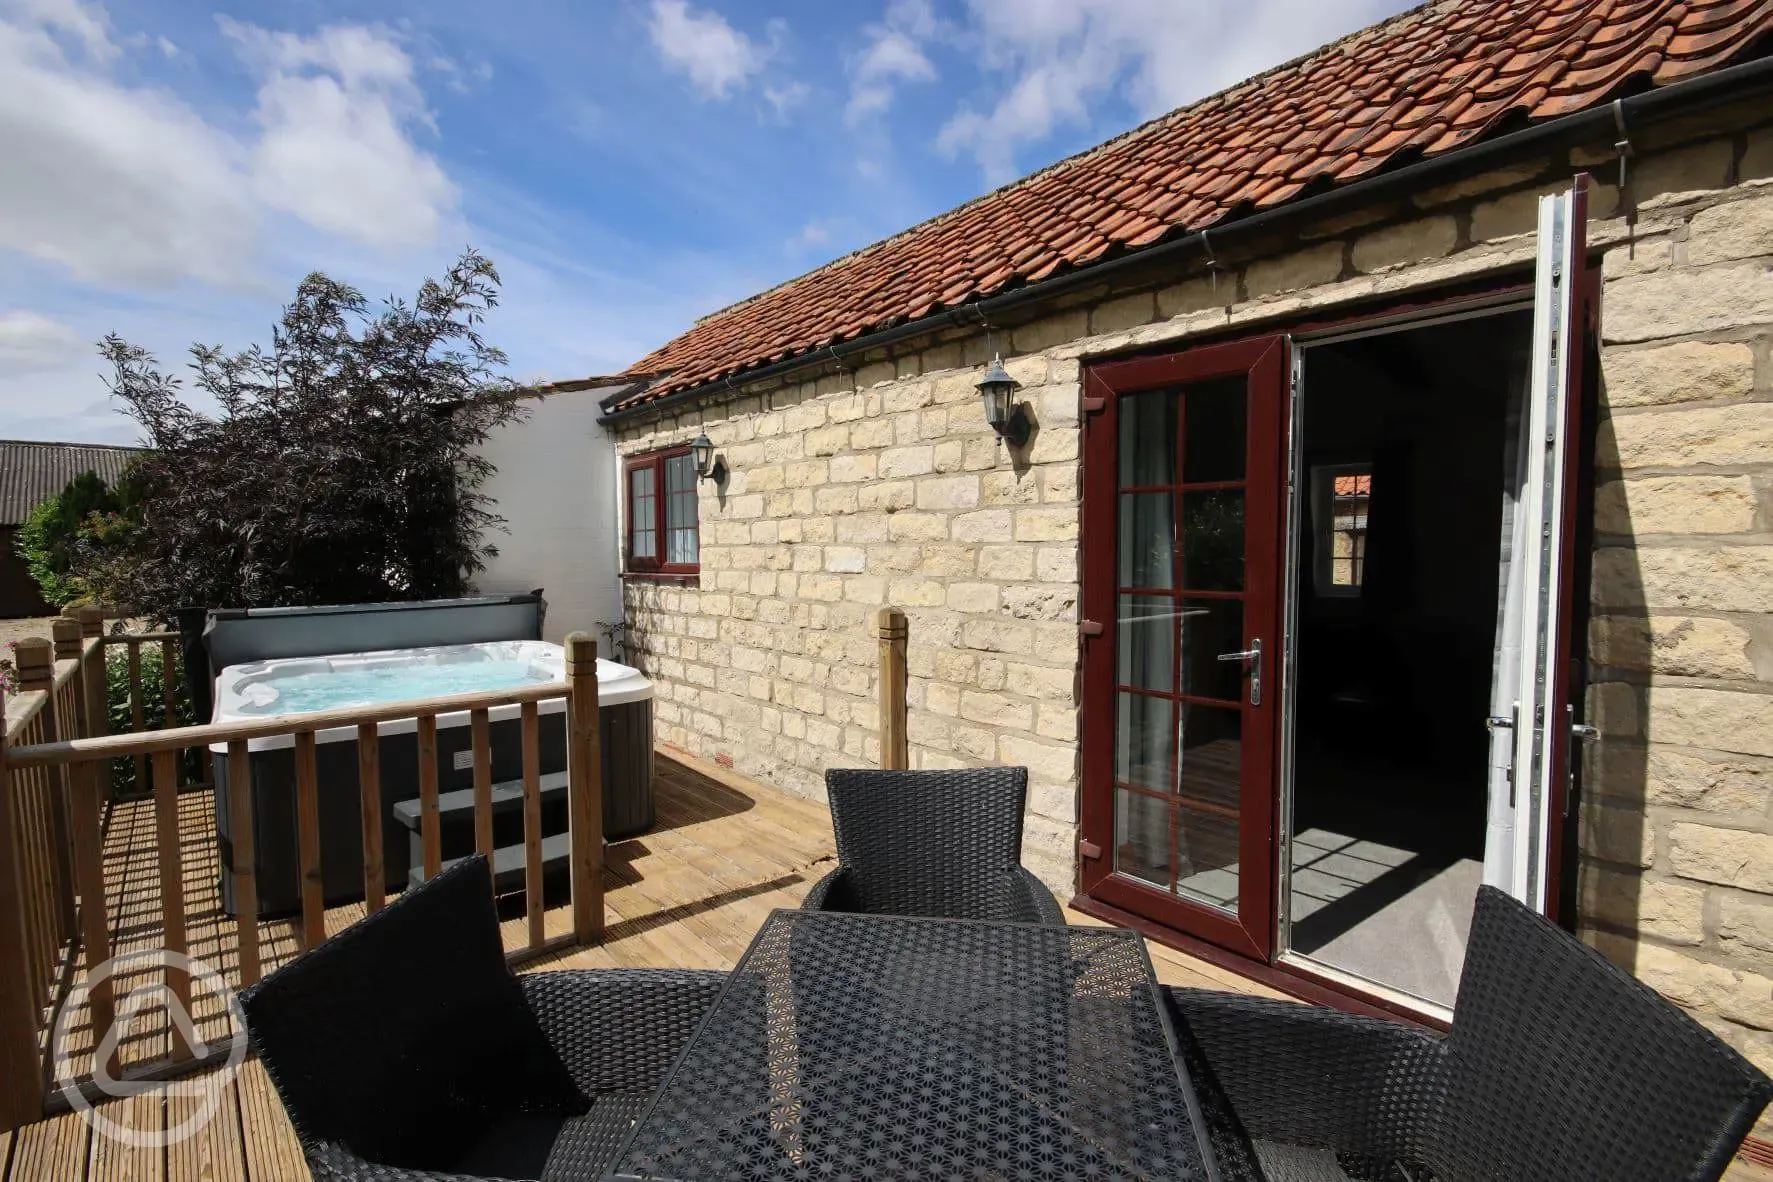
[1287, 828, 1480, 1008]
[1172, 825, 1483, 1009]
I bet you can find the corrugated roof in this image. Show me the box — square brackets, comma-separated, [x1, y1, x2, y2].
[610, 0, 1773, 414]
[0, 440, 146, 525]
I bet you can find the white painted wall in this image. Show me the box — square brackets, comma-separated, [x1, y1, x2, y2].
[473, 390, 621, 648]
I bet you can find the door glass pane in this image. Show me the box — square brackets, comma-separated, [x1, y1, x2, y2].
[1119, 392, 1177, 486]
[1175, 809, 1241, 910]
[1114, 692, 1172, 793]
[629, 467, 656, 560]
[1114, 789, 1170, 889]
[1182, 377, 1247, 482]
[1108, 359, 1255, 924]
[1178, 600, 1245, 702]
[1117, 596, 1173, 693]
[1117, 493, 1174, 588]
[1178, 703, 1241, 812]
[1175, 703, 1242, 911]
[1182, 490, 1245, 591]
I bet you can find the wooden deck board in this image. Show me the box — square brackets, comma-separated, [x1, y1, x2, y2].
[6, 746, 1276, 1182]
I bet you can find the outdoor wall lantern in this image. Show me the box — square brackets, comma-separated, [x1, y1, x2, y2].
[691, 431, 723, 482]
[976, 353, 1030, 447]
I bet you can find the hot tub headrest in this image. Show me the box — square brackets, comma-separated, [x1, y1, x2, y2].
[202, 594, 546, 680]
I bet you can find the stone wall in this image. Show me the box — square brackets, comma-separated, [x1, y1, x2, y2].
[618, 354, 1086, 889]
[615, 109, 1773, 1082]
[1580, 123, 1773, 1101]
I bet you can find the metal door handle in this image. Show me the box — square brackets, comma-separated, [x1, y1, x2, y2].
[1488, 703, 1521, 807]
[1216, 639, 1262, 706]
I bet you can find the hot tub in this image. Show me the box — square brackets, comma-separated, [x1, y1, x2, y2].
[210, 640, 653, 916]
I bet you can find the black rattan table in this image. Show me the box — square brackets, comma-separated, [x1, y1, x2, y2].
[604, 909, 1242, 1181]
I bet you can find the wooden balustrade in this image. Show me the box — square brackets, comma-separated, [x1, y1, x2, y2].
[0, 622, 105, 1132]
[0, 626, 608, 1133]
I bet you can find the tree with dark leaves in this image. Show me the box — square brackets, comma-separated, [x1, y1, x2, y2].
[80, 250, 526, 623]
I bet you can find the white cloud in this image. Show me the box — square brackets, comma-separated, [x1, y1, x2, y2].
[0, 3, 459, 294]
[937, 0, 1406, 182]
[763, 80, 807, 119]
[4, 0, 113, 60]
[224, 20, 458, 250]
[647, 0, 774, 100]
[847, 0, 937, 125]
[0, 4, 259, 287]
[0, 310, 85, 374]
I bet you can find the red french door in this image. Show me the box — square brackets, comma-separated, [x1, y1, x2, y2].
[1079, 335, 1288, 960]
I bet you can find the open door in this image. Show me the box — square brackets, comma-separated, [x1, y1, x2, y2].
[1485, 178, 1594, 916]
[1080, 335, 1288, 960]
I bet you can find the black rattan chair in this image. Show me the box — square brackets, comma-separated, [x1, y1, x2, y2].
[801, 766, 1066, 925]
[241, 854, 723, 1181]
[1167, 885, 1772, 1182]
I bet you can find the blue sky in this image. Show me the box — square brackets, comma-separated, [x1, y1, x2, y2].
[0, 0, 1410, 444]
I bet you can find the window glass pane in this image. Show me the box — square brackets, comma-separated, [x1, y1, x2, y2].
[1117, 492, 1174, 589]
[1118, 392, 1176, 486]
[667, 519, 697, 566]
[629, 467, 656, 560]
[665, 453, 696, 495]
[1177, 599, 1245, 702]
[1331, 472, 1369, 587]
[663, 455, 698, 565]
[1181, 490, 1244, 591]
[1311, 466, 1371, 595]
[1182, 377, 1246, 483]
[1116, 596, 1173, 693]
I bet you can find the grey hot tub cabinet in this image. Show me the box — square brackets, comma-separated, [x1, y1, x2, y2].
[214, 698, 652, 916]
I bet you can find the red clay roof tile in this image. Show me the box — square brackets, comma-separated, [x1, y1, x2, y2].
[610, 0, 1773, 413]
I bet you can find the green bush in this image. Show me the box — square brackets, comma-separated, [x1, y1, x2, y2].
[104, 641, 199, 796]
[13, 469, 133, 609]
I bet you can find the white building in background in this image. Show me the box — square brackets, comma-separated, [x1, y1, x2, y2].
[472, 378, 640, 652]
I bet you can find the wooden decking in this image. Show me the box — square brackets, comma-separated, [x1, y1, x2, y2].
[0, 746, 1266, 1181]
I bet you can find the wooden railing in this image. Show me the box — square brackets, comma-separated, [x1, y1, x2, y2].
[0, 623, 606, 1132]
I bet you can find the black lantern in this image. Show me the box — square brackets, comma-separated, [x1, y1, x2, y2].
[690, 431, 720, 481]
[975, 353, 1030, 447]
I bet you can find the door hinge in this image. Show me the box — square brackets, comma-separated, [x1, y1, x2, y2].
[1081, 395, 1107, 414]
[1080, 839, 1103, 861]
[1079, 619, 1104, 638]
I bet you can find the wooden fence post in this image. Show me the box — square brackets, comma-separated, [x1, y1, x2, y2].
[52, 619, 83, 738]
[876, 607, 909, 771]
[566, 633, 604, 943]
[0, 686, 46, 1132]
[16, 641, 74, 946]
[77, 608, 107, 743]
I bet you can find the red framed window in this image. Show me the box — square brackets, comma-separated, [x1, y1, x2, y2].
[625, 447, 699, 574]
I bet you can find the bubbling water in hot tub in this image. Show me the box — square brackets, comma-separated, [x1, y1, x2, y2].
[242, 659, 555, 716]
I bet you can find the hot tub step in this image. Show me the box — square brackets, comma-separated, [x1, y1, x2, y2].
[408, 832, 573, 891]
[390, 771, 569, 830]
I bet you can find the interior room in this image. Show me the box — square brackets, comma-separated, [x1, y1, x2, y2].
[1287, 308, 1535, 1008]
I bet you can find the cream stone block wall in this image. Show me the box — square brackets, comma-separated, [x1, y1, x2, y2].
[618, 360, 1085, 891]
[1584, 124, 1773, 1112]
[615, 114, 1773, 1094]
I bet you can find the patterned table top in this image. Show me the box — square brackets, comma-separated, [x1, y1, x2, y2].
[606, 909, 1225, 1181]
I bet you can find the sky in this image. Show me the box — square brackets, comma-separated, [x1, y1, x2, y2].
[0, 0, 1413, 444]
